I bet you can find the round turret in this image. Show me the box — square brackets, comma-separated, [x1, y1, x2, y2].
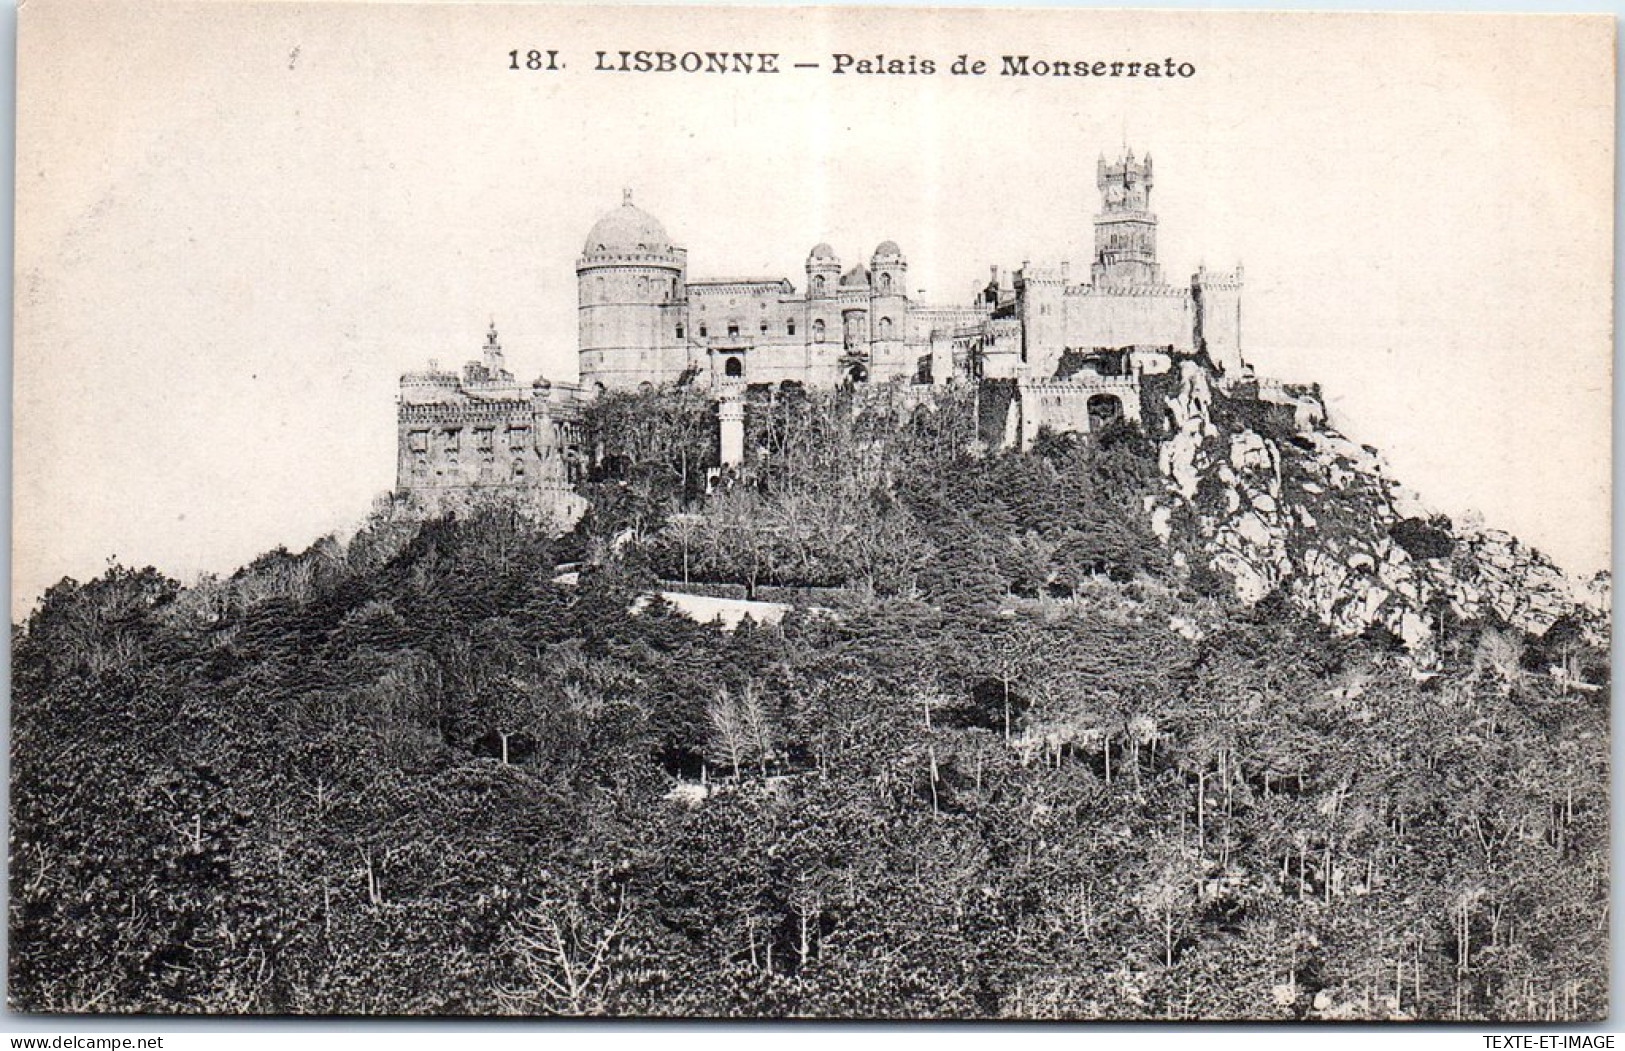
[869, 240, 908, 299]
[577, 190, 690, 391]
[806, 242, 841, 299]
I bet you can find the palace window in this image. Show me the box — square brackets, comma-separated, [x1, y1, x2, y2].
[508, 425, 529, 449]
[728, 323, 739, 337]
[725, 357, 744, 378]
[443, 429, 461, 453]
[813, 319, 826, 342]
[513, 460, 526, 480]
[699, 324, 708, 337]
[760, 320, 768, 334]
[787, 319, 796, 336]
[878, 317, 893, 339]
[475, 427, 494, 452]
[879, 273, 893, 294]
[408, 430, 429, 453]
[813, 275, 826, 294]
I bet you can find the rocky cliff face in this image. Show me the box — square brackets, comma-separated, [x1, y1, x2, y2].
[1148, 363, 1602, 660]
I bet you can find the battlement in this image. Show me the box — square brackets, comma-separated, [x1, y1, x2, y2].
[400, 368, 460, 387]
[688, 277, 795, 293]
[575, 246, 688, 270]
[1193, 264, 1244, 290]
[1093, 208, 1156, 224]
[398, 398, 535, 424]
[1097, 151, 1153, 191]
[1065, 283, 1188, 298]
[1016, 266, 1067, 285]
[1019, 374, 1141, 394]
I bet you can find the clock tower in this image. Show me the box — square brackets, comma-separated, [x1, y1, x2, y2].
[1091, 150, 1162, 287]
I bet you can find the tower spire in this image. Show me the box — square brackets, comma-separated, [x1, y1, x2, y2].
[483, 317, 505, 375]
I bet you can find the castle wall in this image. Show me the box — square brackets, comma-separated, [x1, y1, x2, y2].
[1193, 267, 1245, 374]
[396, 348, 585, 523]
[643, 275, 938, 389]
[979, 319, 1025, 379]
[397, 400, 566, 493]
[910, 305, 986, 342]
[1028, 286, 1193, 378]
[868, 337, 932, 384]
[1015, 376, 1143, 449]
[708, 340, 823, 388]
[688, 281, 797, 343]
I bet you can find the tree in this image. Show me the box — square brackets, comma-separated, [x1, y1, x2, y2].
[497, 878, 635, 1015]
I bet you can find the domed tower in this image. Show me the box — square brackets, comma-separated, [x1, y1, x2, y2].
[869, 241, 907, 299]
[577, 190, 689, 392]
[805, 243, 841, 301]
[868, 241, 907, 345]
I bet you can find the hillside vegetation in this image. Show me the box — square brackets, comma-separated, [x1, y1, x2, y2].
[10, 384, 1609, 1019]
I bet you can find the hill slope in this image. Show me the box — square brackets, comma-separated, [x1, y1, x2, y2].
[8, 378, 1610, 1019]
[1151, 364, 1602, 660]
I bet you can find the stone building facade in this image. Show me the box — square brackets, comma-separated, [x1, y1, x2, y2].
[395, 323, 586, 520]
[569, 150, 1246, 442]
[951, 151, 1244, 446]
[576, 189, 949, 392]
[395, 149, 1250, 505]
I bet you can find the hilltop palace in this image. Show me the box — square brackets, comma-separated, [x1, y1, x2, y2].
[396, 150, 1247, 512]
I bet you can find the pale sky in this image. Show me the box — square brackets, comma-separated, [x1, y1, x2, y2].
[14, 3, 1615, 619]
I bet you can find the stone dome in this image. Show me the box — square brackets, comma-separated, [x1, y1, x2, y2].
[872, 240, 903, 260]
[808, 242, 837, 261]
[839, 264, 870, 288]
[583, 190, 672, 255]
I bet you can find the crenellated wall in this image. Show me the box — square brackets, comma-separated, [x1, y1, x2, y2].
[1013, 375, 1144, 449]
[1192, 265, 1245, 374]
[396, 335, 584, 521]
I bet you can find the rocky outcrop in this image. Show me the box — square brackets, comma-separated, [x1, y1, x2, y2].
[1150, 363, 1599, 659]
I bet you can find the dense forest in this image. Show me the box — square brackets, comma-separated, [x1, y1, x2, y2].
[9, 384, 1609, 1019]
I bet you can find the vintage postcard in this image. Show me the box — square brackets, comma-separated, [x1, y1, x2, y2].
[10, 2, 1613, 1022]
